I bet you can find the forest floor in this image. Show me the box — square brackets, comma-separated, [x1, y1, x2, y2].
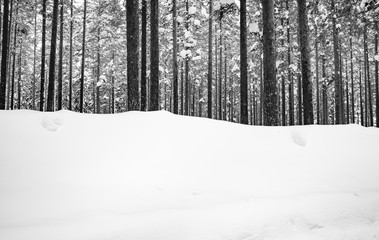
[0, 110, 379, 240]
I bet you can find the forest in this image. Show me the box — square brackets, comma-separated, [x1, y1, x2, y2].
[0, 0, 378, 127]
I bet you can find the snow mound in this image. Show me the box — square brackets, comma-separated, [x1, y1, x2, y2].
[0, 110, 379, 240]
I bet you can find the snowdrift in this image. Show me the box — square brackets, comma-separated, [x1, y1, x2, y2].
[0, 110, 379, 240]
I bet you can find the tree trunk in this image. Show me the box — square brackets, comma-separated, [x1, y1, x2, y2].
[79, 0, 87, 113]
[10, 12, 17, 110]
[57, 0, 64, 110]
[345, 59, 349, 124]
[172, 0, 178, 114]
[297, 60, 302, 125]
[280, 1, 286, 126]
[184, 0, 190, 115]
[180, 61, 184, 115]
[240, 0, 248, 124]
[375, 22, 379, 127]
[261, 0, 278, 126]
[331, 0, 342, 124]
[350, 26, 355, 124]
[96, 1, 101, 114]
[287, 0, 294, 126]
[141, 0, 147, 111]
[207, 0, 213, 119]
[0, 0, 9, 109]
[218, 18, 222, 120]
[150, 0, 159, 111]
[315, 3, 320, 124]
[359, 60, 364, 126]
[17, 40, 21, 109]
[69, 0, 73, 110]
[33, 0, 37, 110]
[297, 0, 314, 125]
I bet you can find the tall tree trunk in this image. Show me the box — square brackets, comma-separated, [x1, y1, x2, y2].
[218, 18, 222, 120]
[32, 0, 37, 110]
[57, 0, 64, 110]
[240, 0, 248, 124]
[180, 61, 184, 115]
[297, 60, 302, 125]
[69, 0, 73, 110]
[47, 0, 59, 112]
[10, 11, 16, 110]
[315, 2, 320, 124]
[149, 0, 159, 111]
[331, 0, 342, 124]
[224, 51, 227, 120]
[0, 0, 9, 109]
[375, 21, 379, 128]
[287, 0, 294, 126]
[345, 59, 350, 124]
[215, 28, 218, 119]
[297, 0, 314, 124]
[280, 1, 286, 126]
[6, 0, 14, 110]
[96, 0, 101, 114]
[207, 0, 213, 119]
[111, 53, 115, 114]
[79, 0, 87, 113]
[359, 60, 364, 126]
[350, 26, 355, 124]
[261, 0, 278, 126]
[141, 0, 147, 111]
[364, 24, 373, 126]
[172, 0, 178, 114]
[184, 0, 190, 115]
[17, 40, 21, 109]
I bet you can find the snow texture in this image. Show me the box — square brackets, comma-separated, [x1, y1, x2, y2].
[0, 110, 379, 240]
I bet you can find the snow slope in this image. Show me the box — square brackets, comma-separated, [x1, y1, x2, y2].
[0, 110, 379, 240]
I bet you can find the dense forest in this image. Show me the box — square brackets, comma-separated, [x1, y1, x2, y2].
[0, 0, 378, 127]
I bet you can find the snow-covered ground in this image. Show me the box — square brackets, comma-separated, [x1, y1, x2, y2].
[0, 110, 379, 240]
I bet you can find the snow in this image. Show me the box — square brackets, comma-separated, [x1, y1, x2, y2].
[0, 110, 379, 240]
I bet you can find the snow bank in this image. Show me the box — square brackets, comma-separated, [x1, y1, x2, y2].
[0, 110, 379, 240]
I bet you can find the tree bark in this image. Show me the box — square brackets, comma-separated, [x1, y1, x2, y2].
[207, 0, 213, 119]
[172, 0, 178, 114]
[57, 0, 64, 110]
[240, 0, 248, 124]
[79, 0, 87, 113]
[141, 0, 147, 111]
[0, 0, 9, 109]
[261, 0, 278, 126]
[297, 0, 314, 125]
[331, 0, 342, 124]
[150, 0, 159, 111]
[375, 22, 379, 127]
[69, 0, 73, 110]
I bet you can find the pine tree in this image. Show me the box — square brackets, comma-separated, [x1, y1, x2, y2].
[79, 0, 87, 113]
[207, 0, 213, 119]
[240, 0, 248, 124]
[261, 0, 278, 126]
[0, 0, 9, 109]
[297, 0, 314, 124]
[150, 0, 159, 111]
[127, 0, 140, 111]
[47, 0, 59, 112]
[172, 0, 178, 114]
[141, 0, 147, 111]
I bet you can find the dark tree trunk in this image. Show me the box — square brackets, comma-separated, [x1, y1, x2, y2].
[218, 18, 222, 120]
[79, 0, 87, 113]
[280, 1, 286, 126]
[39, 0, 46, 111]
[180, 61, 184, 115]
[331, 0, 342, 124]
[350, 26, 355, 124]
[57, 0, 64, 110]
[150, 0, 159, 111]
[240, 0, 248, 124]
[33, 0, 37, 110]
[287, 0, 294, 126]
[345, 59, 349, 124]
[10, 13, 16, 110]
[127, 0, 140, 110]
[359, 60, 364, 126]
[47, 0, 59, 111]
[96, 1, 101, 114]
[207, 0, 213, 119]
[315, 3, 320, 124]
[184, 0, 190, 115]
[172, 0, 178, 114]
[17, 40, 21, 109]
[261, 0, 278, 126]
[69, 0, 73, 110]
[141, 0, 147, 111]
[375, 22, 379, 127]
[297, 61, 303, 125]
[297, 0, 314, 125]
[0, 0, 9, 109]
